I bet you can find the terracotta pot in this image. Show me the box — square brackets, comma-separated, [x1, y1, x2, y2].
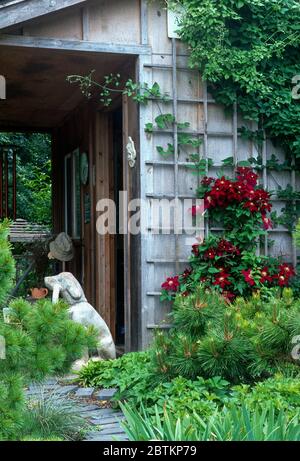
[30, 288, 49, 299]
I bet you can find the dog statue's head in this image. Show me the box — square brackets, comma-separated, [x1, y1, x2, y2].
[45, 272, 86, 305]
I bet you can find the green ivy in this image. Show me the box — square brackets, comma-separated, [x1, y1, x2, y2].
[170, 0, 300, 163]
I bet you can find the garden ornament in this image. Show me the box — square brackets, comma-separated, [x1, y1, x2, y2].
[44, 272, 116, 369]
[126, 136, 136, 168]
[48, 232, 74, 262]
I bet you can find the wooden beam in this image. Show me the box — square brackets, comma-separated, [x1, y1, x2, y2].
[0, 34, 152, 55]
[81, 5, 89, 41]
[0, 0, 88, 31]
[140, 0, 148, 45]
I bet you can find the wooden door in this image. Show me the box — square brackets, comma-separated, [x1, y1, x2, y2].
[94, 112, 116, 338]
[122, 94, 139, 352]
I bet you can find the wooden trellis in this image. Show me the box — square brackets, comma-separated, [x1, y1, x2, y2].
[139, 34, 299, 347]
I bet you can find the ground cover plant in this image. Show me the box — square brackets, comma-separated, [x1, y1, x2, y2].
[78, 285, 300, 441]
[79, 353, 300, 440]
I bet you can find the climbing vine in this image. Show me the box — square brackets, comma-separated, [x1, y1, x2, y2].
[168, 0, 300, 160]
[167, 0, 300, 232]
[68, 67, 300, 230]
[67, 73, 206, 173]
[67, 71, 170, 106]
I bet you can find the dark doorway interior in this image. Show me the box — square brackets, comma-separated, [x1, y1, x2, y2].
[113, 108, 125, 346]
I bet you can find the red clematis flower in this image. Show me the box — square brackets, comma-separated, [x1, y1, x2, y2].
[236, 167, 258, 188]
[190, 204, 205, 216]
[217, 239, 240, 256]
[260, 267, 273, 284]
[204, 248, 216, 260]
[244, 201, 259, 213]
[262, 216, 273, 230]
[192, 244, 200, 256]
[161, 276, 180, 292]
[279, 264, 296, 278]
[182, 268, 192, 280]
[254, 189, 272, 213]
[201, 176, 214, 186]
[242, 269, 256, 286]
[275, 274, 290, 287]
[213, 272, 231, 289]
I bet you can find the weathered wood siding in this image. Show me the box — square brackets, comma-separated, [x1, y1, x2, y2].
[138, 2, 298, 348]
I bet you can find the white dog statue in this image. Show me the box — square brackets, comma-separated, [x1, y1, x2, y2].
[44, 272, 116, 369]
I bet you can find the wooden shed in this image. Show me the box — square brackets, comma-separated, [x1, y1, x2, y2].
[0, 0, 298, 351]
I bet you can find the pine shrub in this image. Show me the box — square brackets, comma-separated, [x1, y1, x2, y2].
[0, 219, 15, 306]
[0, 299, 96, 440]
[0, 220, 97, 440]
[151, 287, 300, 383]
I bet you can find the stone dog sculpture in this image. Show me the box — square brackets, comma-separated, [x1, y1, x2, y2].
[44, 272, 116, 368]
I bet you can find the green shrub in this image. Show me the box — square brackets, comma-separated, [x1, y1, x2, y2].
[121, 402, 300, 442]
[0, 298, 97, 440]
[78, 351, 151, 391]
[151, 287, 300, 383]
[231, 376, 300, 416]
[0, 219, 15, 306]
[120, 376, 231, 419]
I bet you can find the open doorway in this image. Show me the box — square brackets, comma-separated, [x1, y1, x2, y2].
[0, 131, 53, 297]
[0, 44, 138, 351]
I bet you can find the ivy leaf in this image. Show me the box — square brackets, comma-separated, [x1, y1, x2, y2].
[145, 123, 154, 134]
[222, 157, 234, 167]
[155, 114, 175, 129]
[208, 267, 221, 274]
[237, 160, 252, 167]
[156, 144, 175, 157]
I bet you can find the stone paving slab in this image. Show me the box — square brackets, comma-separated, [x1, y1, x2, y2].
[94, 388, 118, 401]
[74, 404, 101, 412]
[100, 426, 126, 435]
[75, 387, 95, 398]
[85, 435, 129, 442]
[52, 385, 79, 395]
[90, 415, 125, 425]
[79, 407, 116, 415]
[94, 422, 124, 430]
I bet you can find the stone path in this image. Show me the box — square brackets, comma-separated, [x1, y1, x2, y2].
[25, 377, 128, 442]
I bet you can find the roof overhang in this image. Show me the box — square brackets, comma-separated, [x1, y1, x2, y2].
[0, 0, 88, 31]
[0, 43, 136, 130]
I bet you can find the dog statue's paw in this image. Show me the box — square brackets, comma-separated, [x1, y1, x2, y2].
[71, 358, 88, 372]
[89, 356, 103, 363]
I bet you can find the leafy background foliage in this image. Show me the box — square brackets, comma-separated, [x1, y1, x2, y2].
[0, 132, 52, 226]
